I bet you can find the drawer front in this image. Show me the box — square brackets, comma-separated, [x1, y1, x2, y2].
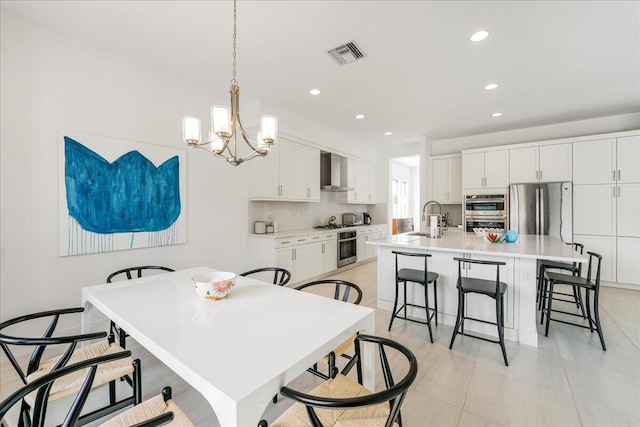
[307, 233, 323, 243]
[275, 238, 294, 248]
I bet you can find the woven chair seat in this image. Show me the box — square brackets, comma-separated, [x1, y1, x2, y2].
[25, 339, 133, 405]
[100, 392, 194, 426]
[271, 374, 398, 427]
[319, 334, 356, 365]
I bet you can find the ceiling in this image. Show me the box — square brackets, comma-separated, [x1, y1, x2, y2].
[4, 1, 639, 146]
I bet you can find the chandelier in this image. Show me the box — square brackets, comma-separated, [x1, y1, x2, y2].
[182, 0, 277, 166]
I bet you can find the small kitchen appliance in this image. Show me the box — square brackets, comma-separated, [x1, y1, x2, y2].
[342, 213, 364, 226]
[363, 212, 372, 225]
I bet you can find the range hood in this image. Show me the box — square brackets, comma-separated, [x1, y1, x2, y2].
[320, 151, 354, 192]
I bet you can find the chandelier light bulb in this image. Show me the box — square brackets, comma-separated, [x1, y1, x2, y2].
[209, 130, 226, 154]
[260, 116, 278, 143]
[182, 117, 201, 144]
[211, 106, 231, 137]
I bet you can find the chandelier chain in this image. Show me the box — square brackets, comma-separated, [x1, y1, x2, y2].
[231, 0, 238, 86]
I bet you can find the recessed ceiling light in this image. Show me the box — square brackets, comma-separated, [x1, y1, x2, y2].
[385, 131, 393, 136]
[470, 30, 489, 42]
[309, 89, 320, 95]
[492, 112, 503, 117]
[484, 83, 498, 90]
[355, 114, 365, 119]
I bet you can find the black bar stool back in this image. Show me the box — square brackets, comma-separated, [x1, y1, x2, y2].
[537, 243, 586, 317]
[388, 251, 439, 343]
[449, 257, 509, 366]
[543, 251, 606, 351]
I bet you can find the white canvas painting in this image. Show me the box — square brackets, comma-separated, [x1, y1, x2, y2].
[58, 130, 187, 256]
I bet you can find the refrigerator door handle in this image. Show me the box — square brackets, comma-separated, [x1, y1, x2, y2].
[539, 185, 546, 235]
[535, 187, 540, 235]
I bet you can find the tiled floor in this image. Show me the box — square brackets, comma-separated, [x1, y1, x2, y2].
[2, 260, 639, 426]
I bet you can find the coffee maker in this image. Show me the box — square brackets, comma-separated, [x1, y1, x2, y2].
[363, 212, 372, 225]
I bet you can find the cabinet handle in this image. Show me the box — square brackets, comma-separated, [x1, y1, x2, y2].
[322, 243, 325, 254]
[612, 186, 616, 198]
[618, 186, 620, 197]
[281, 241, 291, 245]
[618, 170, 621, 181]
[292, 249, 296, 261]
[613, 170, 616, 181]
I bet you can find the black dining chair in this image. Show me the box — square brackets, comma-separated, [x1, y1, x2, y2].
[0, 307, 142, 426]
[106, 266, 175, 348]
[0, 351, 194, 427]
[261, 334, 418, 427]
[295, 279, 363, 380]
[239, 267, 291, 286]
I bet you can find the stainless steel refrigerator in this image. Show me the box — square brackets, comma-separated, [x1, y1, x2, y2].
[508, 182, 572, 242]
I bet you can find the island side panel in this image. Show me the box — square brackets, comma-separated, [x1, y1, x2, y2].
[376, 244, 531, 346]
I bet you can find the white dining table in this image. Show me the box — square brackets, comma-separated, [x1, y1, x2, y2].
[81, 267, 376, 427]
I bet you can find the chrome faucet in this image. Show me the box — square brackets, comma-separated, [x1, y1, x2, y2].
[421, 200, 443, 221]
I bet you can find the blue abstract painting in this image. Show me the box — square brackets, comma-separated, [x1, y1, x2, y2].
[58, 131, 187, 256]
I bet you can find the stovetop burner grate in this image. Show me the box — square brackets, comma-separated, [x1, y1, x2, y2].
[314, 224, 350, 229]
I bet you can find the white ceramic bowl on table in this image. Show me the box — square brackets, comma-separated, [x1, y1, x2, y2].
[191, 272, 237, 299]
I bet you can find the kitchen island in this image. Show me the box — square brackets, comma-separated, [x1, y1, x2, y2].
[367, 231, 586, 347]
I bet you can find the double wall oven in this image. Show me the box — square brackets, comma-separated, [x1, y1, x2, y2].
[464, 193, 508, 231]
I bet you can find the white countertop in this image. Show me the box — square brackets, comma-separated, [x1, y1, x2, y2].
[249, 223, 387, 239]
[367, 232, 586, 263]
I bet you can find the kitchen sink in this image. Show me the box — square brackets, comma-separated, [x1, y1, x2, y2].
[407, 231, 432, 237]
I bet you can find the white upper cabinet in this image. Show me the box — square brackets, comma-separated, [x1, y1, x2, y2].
[573, 138, 615, 184]
[431, 155, 462, 203]
[509, 147, 538, 183]
[463, 150, 509, 190]
[340, 158, 377, 204]
[249, 139, 319, 202]
[509, 143, 571, 183]
[616, 136, 640, 183]
[540, 144, 572, 182]
[294, 144, 320, 201]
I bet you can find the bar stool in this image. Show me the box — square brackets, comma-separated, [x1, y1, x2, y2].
[537, 243, 586, 318]
[449, 257, 509, 366]
[388, 251, 439, 343]
[543, 251, 606, 351]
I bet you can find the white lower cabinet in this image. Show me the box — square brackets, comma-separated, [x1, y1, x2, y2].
[320, 233, 338, 273]
[357, 225, 387, 262]
[616, 237, 640, 286]
[250, 231, 337, 285]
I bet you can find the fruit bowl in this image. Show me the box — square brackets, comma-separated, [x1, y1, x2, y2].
[485, 229, 505, 243]
[191, 272, 236, 299]
[472, 227, 487, 237]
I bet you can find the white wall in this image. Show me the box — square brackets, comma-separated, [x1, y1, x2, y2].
[248, 193, 372, 231]
[0, 11, 255, 324]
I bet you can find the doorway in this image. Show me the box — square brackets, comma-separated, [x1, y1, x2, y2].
[389, 156, 420, 234]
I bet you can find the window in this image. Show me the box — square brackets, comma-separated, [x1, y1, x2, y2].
[392, 179, 409, 218]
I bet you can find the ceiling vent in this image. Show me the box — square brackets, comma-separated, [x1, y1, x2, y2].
[327, 41, 367, 66]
